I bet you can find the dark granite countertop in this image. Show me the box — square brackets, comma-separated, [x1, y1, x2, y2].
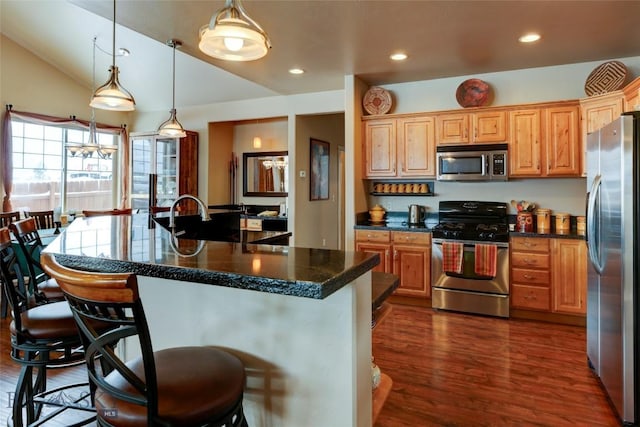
[43, 214, 379, 300]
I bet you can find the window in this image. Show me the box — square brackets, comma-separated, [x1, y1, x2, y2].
[10, 118, 120, 215]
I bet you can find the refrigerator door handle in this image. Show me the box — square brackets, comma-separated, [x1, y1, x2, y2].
[586, 174, 603, 274]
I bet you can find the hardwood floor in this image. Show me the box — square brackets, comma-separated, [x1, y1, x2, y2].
[373, 304, 619, 427]
[1, 304, 620, 426]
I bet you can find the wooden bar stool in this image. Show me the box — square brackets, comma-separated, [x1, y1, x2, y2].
[9, 218, 64, 303]
[41, 252, 249, 427]
[0, 227, 95, 427]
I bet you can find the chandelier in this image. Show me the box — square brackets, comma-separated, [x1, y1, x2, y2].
[262, 158, 287, 170]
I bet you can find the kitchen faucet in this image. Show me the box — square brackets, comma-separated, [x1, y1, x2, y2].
[169, 194, 210, 228]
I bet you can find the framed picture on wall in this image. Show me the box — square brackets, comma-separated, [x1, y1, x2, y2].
[309, 138, 329, 201]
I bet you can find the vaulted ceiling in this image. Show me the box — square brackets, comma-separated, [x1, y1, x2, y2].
[2, 0, 640, 111]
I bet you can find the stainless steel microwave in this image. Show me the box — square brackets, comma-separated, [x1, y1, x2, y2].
[436, 143, 508, 181]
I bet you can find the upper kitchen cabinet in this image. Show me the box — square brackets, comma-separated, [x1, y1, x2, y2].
[435, 110, 507, 145]
[623, 77, 640, 112]
[129, 131, 198, 211]
[363, 115, 435, 178]
[509, 101, 581, 178]
[544, 105, 580, 176]
[580, 91, 624, 138]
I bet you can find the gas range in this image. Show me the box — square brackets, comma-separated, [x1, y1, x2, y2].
[431, 201, 509, 242]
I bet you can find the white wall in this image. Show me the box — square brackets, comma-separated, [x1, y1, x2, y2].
[293, 114, 345, 249]
[373, 178, 587, 218]
[382, 56, 640, 114]
[1, 35, 129, 209]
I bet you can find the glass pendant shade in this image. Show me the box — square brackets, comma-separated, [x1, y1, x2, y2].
[199, 0, 271, 61]
[90, 0, 135, 111]
[90, 66, 135, 111]
[158, 109, 186, 138]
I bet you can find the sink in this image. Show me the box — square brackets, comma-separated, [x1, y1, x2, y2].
[152, 210, 241, 242]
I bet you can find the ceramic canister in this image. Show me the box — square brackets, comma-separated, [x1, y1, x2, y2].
[576, 216, 586, 235]
[555, 213, 571, 233]
[535, 208, 551, 232]
[516, 212, 533, 232]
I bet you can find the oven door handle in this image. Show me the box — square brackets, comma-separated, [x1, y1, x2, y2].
[432, 238, 509, 249]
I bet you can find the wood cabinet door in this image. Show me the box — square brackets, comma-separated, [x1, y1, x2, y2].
[551, 239, 587, 315]
[582, 94, 623, 134]
[364, 120, 396, 177]
[392, 243, 430, 298]
[436, 113, 469, 145]
[545, 106, 580, 176]
[509, 109, 542, 176]
[355, 242, 391, 273]
[473, 110, 507, 143]
[397, 116, 435, 177]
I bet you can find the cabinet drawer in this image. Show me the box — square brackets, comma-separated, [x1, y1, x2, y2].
[512, 268, 550, 287]
[511, 284, 550, 311]
[392, 231, 431, 245]
[511, 237, 550, 252]
[355, 230, 391, 243]
[511, 252, 550, 269]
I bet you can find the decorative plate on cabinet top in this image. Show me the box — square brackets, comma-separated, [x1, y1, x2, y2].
[456, 78, 491, 108]
[584, 60, 628, 96]
[363, 87, 393, 115]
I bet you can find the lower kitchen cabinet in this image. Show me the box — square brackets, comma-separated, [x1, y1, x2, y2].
[551, 239, 587, 315]
[391, 232, 431, 298]
[510, 236, 551, 311]
[355, 230, 391, 273]
[355, 230, 431, 298]
[510, 236, 587, 317]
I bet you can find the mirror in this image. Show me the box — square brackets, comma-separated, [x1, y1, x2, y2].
[243, 151, 288, 197]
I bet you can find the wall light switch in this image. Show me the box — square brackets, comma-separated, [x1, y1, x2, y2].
[299, 170, 306, 178]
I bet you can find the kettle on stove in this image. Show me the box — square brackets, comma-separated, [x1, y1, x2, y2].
[408, 204, 426, 225]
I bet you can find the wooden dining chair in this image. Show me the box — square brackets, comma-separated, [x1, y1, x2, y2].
[9, 217, 64, 303]
[24, 210, 56, 230]
[82, 208, 133, 217]
[41, 252, 249, 427]
[0, 211, 21, 228]
[0, 228, 94, 426]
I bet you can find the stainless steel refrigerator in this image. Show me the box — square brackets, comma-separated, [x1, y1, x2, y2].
[586, 111, 639, 425]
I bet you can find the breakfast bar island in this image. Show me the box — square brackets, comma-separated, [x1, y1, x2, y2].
[42, 214, 378, 427]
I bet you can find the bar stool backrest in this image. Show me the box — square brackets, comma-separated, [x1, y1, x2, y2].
[24, 210, 55, 229]
[0, 211, 21, 228]
[9, 218, 48, 289]
[0, 227, 31, 332]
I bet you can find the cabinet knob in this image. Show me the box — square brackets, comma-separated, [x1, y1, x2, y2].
[523, 274, 533, 279]
[524, 259, 537, 265]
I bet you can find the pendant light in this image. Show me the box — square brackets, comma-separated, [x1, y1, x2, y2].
[90, 0, 135, 111]
[67, 37, 118, 159]
[198, 0, 271, 61]
[158, 39, 186, 138]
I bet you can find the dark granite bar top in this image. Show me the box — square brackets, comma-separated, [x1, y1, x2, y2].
[43, 214, 379, 300]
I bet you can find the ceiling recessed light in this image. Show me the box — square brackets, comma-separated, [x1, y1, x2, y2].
[519, 33, 541, 43]
[390, 52, 408, 61]
[289, 68, 304, 75]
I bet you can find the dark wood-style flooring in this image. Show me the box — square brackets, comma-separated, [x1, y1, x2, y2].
[1, 304, 620, 426]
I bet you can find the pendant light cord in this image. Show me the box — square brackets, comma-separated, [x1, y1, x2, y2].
[171, 41, 176, 109]
[111, 0, 116, 69]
